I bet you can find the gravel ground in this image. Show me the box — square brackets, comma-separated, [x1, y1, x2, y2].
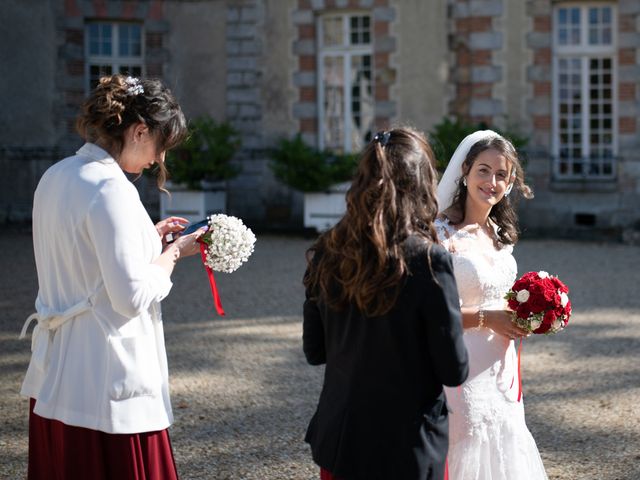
[0, 228, 639, 479]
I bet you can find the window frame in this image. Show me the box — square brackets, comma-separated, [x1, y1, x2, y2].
[84, 21, 145, 94]
[551, 3, 618, 180]
[317, 12, 374, 153]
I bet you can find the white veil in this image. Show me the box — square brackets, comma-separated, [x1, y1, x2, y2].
[436, 130, 501, 213]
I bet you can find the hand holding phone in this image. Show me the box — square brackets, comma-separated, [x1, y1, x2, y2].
[181, 219, 209, 235]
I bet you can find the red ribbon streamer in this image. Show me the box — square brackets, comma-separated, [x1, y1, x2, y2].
[517, 338, 523, 402]
[508, 338, 524, 402]
[199, 242, 225, 316]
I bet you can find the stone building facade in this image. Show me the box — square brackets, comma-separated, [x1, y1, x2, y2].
[1, 0, 639, 237]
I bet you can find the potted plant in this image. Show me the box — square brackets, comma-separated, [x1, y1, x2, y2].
[269, 134, 358, 232]
[161, 116, 241, 223]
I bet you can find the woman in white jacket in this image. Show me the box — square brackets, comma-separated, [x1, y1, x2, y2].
[21, 74, 204, 479]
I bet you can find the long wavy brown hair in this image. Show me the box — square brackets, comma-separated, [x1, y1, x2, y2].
[443, 136, 534, 245]
[76, 74, 187, 190]
[304, 127, 440, 317]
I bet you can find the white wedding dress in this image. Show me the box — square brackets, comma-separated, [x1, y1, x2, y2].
[436, 218, 548, 480]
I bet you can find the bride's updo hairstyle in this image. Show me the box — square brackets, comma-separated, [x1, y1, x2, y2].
[445, 136, 534, 245]
[304, 127, 440, 317]
[76, 74, 187, 189]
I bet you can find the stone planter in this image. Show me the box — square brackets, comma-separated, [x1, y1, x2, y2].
[303, 181, 350, 232]
[160, 181, 226, 223]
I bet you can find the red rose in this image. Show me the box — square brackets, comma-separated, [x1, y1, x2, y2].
[508, 298, 520, 311]
[551, 276, 569, 293]
[543, 310, 557, 324]
[534, 322, 552, 334]
[516, 304, 531, 319]
[512, 278, 530, 292]
[540, 278, 557, 301]
[554, 304, 565, 317]
[564, 300, 572, 319]
[528, 283, 549, 313]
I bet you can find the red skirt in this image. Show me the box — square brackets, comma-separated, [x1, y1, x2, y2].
[28, 398, 179, 480]
[320, 468, 342, 480]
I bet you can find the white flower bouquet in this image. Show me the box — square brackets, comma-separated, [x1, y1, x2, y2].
[199, 214, 256, 273]
[195, 214, 256, 315]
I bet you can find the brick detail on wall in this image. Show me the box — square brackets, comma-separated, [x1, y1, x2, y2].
[226, 1, 263, 152]
[292, 0, 395, 145]
[526, 5, 553, 149]
[449, 0, 503, 124]
[617, 8, 639, 143]
[58, 1, 169, 149]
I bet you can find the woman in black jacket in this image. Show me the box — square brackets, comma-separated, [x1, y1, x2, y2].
[303, 127, 469, 480]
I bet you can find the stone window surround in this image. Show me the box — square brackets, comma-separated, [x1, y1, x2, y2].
[550, 3, 618, 180]
[84, 21, 145, 94]
[292, 0, 395, 149]
[317, 11, 374, 152]
[59, 0, 167, 148]
[528, 0, 639, 190]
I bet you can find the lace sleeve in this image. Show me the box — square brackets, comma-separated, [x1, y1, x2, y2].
[434, 218, 454, 251]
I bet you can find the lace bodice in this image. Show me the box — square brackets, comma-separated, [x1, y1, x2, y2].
[434, 218, 516, 310]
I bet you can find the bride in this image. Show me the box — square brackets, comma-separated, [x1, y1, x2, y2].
[435, 130, 548, 479]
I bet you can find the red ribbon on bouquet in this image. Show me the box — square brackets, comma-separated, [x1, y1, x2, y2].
[516, 338, 523, 402]
[509, 338, 523, 402]
[199, 242, 225, 316]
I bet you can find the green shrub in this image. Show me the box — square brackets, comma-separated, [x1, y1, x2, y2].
[269, 135, 358, 192]
[165, 116, 241, 190]
[429, 117, 529, 171]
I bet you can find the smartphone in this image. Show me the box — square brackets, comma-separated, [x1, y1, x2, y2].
[181, 219, 209, 235]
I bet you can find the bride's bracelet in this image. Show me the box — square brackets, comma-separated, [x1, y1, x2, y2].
[478, 309, 485, 328]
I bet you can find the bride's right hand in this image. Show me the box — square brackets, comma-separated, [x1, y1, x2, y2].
[484, 310, 529, 340]
[172, 227, 207, 258]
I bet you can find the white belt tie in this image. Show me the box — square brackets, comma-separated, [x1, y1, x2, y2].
[20, 293, 97, 372]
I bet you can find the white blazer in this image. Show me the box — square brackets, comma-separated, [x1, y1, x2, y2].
[21, 143, 175, 434]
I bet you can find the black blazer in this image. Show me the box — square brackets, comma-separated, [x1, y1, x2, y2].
[303, 237, 468, 480]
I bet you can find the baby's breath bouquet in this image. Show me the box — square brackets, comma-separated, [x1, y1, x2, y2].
[197, 214, 256, 315]
[200, 214, 256, 273]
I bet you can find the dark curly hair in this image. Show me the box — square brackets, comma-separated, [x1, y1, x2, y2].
[443, 135, 534, 245]
[76, 74, 187, 189]
[304, 127, 440, 317]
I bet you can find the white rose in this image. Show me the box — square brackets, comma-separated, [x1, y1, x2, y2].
[552, 318, 563, 331]
[529, 318, 542, 331]
[538, 271, 549, 279]
[560, 292, 569, 307]
[516, 289, 530, 303]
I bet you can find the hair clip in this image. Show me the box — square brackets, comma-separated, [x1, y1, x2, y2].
[125, 76, 144, 96]
[373, 131, 391, 147]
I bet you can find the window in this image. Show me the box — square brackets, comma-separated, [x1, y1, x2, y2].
[318, 13, 374, 153]
[552, 4, 617, 179]
[85, 22, 144, 92]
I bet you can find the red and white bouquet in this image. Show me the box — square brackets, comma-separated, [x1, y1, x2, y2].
[505, 271, 572, 334]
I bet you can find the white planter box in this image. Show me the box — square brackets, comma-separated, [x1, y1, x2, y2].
[303, 182, 350, 232]
[160, 183, 226, 223]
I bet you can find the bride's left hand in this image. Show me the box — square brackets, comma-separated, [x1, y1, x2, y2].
[156, 216, 188, 246]
[484, 310, 530, 340]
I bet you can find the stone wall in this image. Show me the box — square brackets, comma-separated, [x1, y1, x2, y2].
[1, 0, 638, 235]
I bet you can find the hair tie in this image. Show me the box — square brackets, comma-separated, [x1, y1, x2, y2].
[373, 130, 391, 147]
